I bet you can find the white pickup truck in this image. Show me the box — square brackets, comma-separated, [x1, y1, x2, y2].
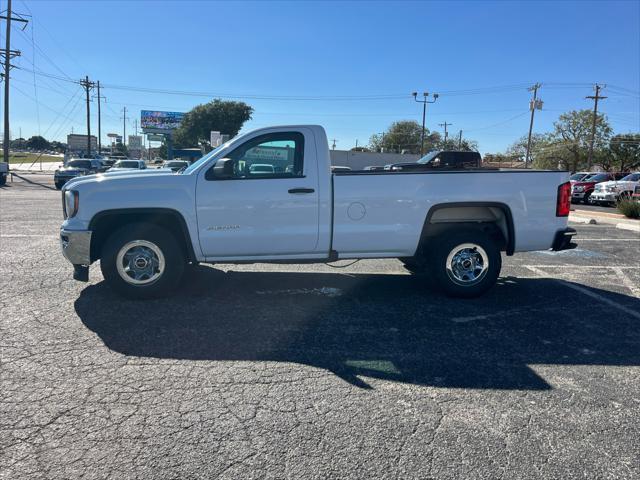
[60, 125, 576, 298]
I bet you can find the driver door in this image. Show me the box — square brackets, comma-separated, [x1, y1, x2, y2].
[195, 129, 320, 258]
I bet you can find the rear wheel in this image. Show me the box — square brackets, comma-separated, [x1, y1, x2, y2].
[100, 223, 185, 299]
[583, 191, 593, 204]
[428, 228, 501, 298]
[0, 174, 6, 186]
[55, 181, 63, 190]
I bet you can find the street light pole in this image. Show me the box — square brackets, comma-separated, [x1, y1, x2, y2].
[412, 91, 439, 156]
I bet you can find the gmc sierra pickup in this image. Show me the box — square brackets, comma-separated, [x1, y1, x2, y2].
[59, 125, 576, 299]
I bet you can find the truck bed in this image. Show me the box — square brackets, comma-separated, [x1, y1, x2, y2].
[331, 169, 569, 258]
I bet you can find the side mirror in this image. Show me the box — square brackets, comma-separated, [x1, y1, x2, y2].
[208, 158, 234, 180]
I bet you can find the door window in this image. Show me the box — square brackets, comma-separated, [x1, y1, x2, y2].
[213, 132, 304, 179]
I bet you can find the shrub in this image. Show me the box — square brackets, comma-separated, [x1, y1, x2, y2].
[617, 200, 640, 219]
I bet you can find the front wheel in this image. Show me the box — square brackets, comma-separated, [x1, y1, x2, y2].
[429, 228, 501, 298]
[100, 223, 185, 299]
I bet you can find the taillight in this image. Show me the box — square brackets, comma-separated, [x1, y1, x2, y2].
[556, 182, 571, 217]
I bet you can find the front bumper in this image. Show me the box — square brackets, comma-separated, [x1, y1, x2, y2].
[590, 192, 616, 202]
[60, 229, 92, 265]
[551, 227, 577, 251]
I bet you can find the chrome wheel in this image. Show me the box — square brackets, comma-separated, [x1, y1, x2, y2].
[445, 243, 489, 286]
[116, 240, 165, 286]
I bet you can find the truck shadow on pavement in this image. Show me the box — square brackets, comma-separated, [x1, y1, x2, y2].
[75, 266, 640, 390]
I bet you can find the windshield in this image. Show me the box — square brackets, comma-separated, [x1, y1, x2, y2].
[416, 151, 439, 165]
[165, 161, 187, 167]
[114, 160, 140, 169]
[569, 173, 588, 181]
[584, 173, 608, 182]
[182, 142, 230, 175]
[67, 160, 91, 169]
[620, 173, 640, 182]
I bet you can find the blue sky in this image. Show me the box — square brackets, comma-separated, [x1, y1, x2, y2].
[5, 0, 640, 153]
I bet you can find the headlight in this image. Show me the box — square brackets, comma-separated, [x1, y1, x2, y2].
[63, 190, 79, 219]
[573, 186, 584, 192]
[605, 186, 618, 193]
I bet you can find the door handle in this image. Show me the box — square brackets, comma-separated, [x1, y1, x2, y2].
[288, 188, 315, 194]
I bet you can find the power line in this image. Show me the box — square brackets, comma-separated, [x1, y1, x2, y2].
[525, 83, 542, 167]
[2, 0, 28, 163]
[585, 84, 607, 169]
[438, 121, 452, 141]
[79, 75, 95, 155]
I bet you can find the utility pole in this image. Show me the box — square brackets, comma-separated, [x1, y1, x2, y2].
[134, 119, 138, 136]
[458, 130, 463, 150]
[122, 107, 128, 146]
[525, 83, 542, 168]
[439, 121, 452, 142]
[79, 76, 95, 157]
[331, 138, 337, 150]
[92, 81, 106, 155]
[412, 91, 438, 156]
[1, 0, 28, 163]
[586, 84, 607, 170]
[355, 139, 358, 149]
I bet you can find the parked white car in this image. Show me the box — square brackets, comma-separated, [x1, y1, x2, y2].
[59, 125, 575, 299]
[590, 172, 640, 205]
[109, 160, 147, 171]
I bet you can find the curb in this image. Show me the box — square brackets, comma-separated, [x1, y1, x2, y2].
[569, 212, 640, 233]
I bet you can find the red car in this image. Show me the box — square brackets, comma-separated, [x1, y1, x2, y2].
[570, 172, 627, 204]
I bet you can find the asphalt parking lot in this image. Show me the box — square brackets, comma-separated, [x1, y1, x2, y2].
[1, 174, 639, 480]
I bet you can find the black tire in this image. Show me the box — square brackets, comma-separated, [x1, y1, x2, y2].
[54, 181, 63, 190]
[0, 174, 6, 186]
[617, 191, 632, 203]
[428, 228, 501, 298]
[582, 191, 592, 204]
[100, 223, 185, 299]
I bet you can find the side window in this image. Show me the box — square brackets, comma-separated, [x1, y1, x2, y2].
[224, 132, 304, 179]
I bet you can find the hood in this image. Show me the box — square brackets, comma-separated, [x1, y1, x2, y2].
[595, 180, 635, 189]
[63, 167, 174, 189]
[56, 165, 90, 173]
[572, 180, 600, 187]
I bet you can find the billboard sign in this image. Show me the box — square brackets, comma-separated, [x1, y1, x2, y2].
[141, 110, 184, 133]
[147, 134, 164, 142]
[67, 134, 97, 153]
[128, 135, 143, 150]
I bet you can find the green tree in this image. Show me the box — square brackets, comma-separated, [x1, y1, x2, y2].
[550, 109, 612, 171]
[26, 135, 50, 151]
[369, 120, 441, 154]
[439, 136, 479, 152]
[173, 99, 253, 148]
[607, 133, 640, 172]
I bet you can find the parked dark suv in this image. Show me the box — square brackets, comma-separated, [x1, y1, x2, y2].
[54, 159, 105, 190]
[385, 150, 482, 171]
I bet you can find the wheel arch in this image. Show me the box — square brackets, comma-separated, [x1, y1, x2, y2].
[418, 202, 515, 256]
[88, 208, 196, 263]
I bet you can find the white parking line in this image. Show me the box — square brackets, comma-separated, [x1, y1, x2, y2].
[522, 265, 639, 269]
[577, 238, 639, 241]
[0, 234, 57, 237]
[613, 267, 640, 298]
[525, 266, 640, 320]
